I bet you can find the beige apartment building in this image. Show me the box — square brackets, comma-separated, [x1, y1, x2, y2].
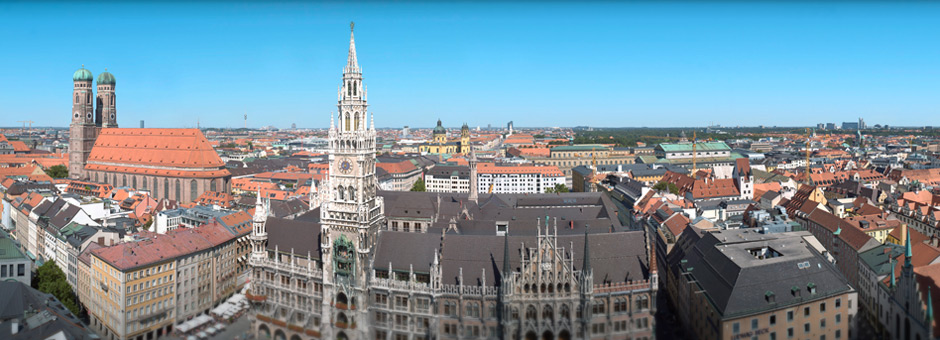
[80, 223, 248, 340]
[667, 229, 858, 340]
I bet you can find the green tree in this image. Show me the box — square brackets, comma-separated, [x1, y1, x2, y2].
[545, 183, 570, 193]
[652, 181, 680, 195]
[410, 179, 426, 192]
[44, 165, 69, 179]
[34, 261, 80, 316]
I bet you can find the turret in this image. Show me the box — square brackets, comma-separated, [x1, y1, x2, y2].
[96, 69, 117, 128]
[71, 65, 94, 125]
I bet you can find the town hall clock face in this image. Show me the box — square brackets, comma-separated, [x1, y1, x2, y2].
[339, 158, 353, 174]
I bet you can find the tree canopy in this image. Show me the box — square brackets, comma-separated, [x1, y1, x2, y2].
[44, 165, 69, 179]
[410, 179, 426, 192]
[34, 260, 80, 316]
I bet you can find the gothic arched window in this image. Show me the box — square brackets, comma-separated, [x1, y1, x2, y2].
[132, 176, 137, 189]
[175, 179, 181, 201]
[164, 179, 169, 199]
[337, 187, 345, 200]
[348, 186, 356, 201]
[190, 180, 198, 201]
[75, 94, 79, 103]
[122, 175, 127, 187]
[344, 113, 351, 131]
[141, 176, 147, 190]
[210, 179, 217, 192]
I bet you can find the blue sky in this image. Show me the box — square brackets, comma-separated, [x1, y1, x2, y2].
[1, 1, 938, 129]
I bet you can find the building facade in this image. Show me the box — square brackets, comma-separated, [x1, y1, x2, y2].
[66, 67, 230, 203]
[424, 165, 470, 193]
[476, 163, 566, 194]
[524, 145, 635, 179]
[247, 25, 657, 340]
[666, 229, 857, 340]
[81, 223, 248, 340]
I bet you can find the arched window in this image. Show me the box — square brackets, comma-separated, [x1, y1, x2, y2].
[542, 305, 553, 322]
[337, 187, 345, 200]
[354, 113, 359, 130]
[111, 95, 115, 106]
[175, 179, 181, 200]
[344, 113, 351, 131]
[526, 305, 537, 321]
[164, 179, 169, 199]
[122, 175, 127, 187]
[75, 94, 79, 103]
[141, 176, 147, 190]
[87, 93, 91, 103]
[560, 305, 570, 320]
[353, 81, 357, 96]
[210, 179, 217, 192]
[132, 176, 137, 189]
[348, 186, 356, 201]
[190, 180, 198, 201]
[593, 300, 605, 314]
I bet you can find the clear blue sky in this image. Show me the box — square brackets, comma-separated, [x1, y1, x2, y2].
[1, 1, 938, 129]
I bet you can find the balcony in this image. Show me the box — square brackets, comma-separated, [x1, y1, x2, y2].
[334, 302, 356, 311]
[246, 292, 267, 302]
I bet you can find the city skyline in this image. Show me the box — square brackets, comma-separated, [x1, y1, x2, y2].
[2, 2, 939, 129]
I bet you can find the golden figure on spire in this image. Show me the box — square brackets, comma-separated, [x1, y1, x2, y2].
[351, 21, 354, 31]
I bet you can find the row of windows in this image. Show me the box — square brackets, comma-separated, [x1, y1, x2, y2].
[0, 264, 26, 278]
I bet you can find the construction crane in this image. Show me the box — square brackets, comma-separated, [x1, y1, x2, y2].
[17, 120, 34, 133]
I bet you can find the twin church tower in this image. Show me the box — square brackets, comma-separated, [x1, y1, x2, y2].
[68, 67, 117, 179]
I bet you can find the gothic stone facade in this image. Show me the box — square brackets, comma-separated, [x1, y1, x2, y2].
[246, 25, 656, 340]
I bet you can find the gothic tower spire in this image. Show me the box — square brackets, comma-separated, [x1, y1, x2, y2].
[346, 21, 359, 74]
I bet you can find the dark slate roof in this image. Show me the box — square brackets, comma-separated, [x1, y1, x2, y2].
[49, 204, 81, 229]
[269, 198, 308, 218]
[0, 281, 97, 339]
[4, 181, 58, 196]
[294, 207, 321, 223]
[426, 165, 470, 179]
[374, 231, 441, 274]
[265, 217, 321, 260]
[439, 231, 648, 286]
[669, 229, 854, 319]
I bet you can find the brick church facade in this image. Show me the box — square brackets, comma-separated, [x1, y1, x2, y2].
[68, 67, 230, 203]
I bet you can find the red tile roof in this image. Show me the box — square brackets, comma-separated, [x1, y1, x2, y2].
[86, 128, 230, 178]
[92, 223, 237, 271]
[377, 160, 418, 174]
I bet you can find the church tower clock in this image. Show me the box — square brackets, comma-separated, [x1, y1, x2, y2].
[318, 22, 384, 340]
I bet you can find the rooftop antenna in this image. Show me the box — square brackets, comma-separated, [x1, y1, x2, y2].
[244, 113, 247, 129]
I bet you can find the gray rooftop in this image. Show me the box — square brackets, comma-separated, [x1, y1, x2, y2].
[669, 229, 854, 318]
